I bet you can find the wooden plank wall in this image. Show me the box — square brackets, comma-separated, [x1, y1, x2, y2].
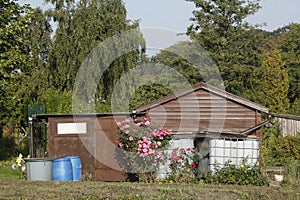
[147, 89, 260, 135]
[275, 115, 300, 137]
[95, 116, 127, 181]
[48, 115, 130, 181]
[48, 117, 97, 179]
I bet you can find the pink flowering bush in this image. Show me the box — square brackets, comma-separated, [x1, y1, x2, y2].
[116, 116, 172, 182]
[168, 148, 201, 183]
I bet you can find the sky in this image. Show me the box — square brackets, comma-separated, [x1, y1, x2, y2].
[20, 0, 300, 53]
[20, 0, 300, 32]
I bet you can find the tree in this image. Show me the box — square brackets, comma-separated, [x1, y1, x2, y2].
[185, 0, 262, 94]
[251, 50, 289, 113]
[278, 23, 300, 115]
[44, 0, 145, 112]
[0, 0, 34, 136]
[25, 7, 53, 101]
[154, 44, 204, 86]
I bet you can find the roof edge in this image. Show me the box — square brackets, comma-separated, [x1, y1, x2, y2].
[32, 112, 146, 121]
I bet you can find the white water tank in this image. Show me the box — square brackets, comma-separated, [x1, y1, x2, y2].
[209, 137, 259, 171]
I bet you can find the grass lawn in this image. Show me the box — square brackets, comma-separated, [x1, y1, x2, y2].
[0, 178, 299, 199]
[0, 160, 20, 179]
[1, 162, 299, 199]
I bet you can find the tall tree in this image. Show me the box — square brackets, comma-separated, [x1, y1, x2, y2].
[251, 50, 289, 113]
[26, 7, 53, 99]
[0, 0, 33, 136]
[185, 0, 262, 94]
[44, 0, 145, 112]
[278, 23, 300, 115]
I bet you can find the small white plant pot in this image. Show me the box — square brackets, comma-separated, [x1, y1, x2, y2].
[274, 174, 284, 182]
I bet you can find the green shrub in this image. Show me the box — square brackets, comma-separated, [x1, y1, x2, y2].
[283, 159, 300, 186]
[38, 88, 72, 114]
[167, 148, 201, 183]
[266, 135, 300, 166]
[16, 137, 29, 157]
[262, 123, 300, 166]
[262, 124, 300, 186]
[203, 161, 269, 186]
[0, 136, 17, 160]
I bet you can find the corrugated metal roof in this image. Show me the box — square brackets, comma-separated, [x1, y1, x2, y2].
[137, 82, 270, 113]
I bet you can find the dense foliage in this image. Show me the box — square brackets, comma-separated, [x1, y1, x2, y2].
[0, 0, 144, 137]
[183, 0, 298, 114]
[262, 124, 300, 186]
[262, 123, 300, 166]
[116, 117, 172, 182]
[0, 0, 34, 137]
[204, 161, 269, 186]
[167, 148, 201, 183]
[166, 147, 268, 186]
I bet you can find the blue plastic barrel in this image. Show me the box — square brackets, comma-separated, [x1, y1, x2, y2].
[64, 156, 82, 181]
[52, 158, 73, 181]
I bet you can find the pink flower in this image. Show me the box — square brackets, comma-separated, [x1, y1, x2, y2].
[152, 130, 159, 137]
[135, 122, 142, 127]
[145, 121, 150, 126]
[142, 152, 148, 157]
[152, 159, 157, 166]
[116, 118, 172, 162]
[156, 151, 163, 159]
[143, 143, 150, 149]
[149, 149, 155, 154]
[160, 130, 166, 135]
[143, 148, 148, 153]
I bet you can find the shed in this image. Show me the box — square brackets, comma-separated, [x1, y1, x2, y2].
[32, 113, 145, 181]
[31, 83, 270, 181]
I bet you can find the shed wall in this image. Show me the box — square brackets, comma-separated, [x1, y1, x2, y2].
[146, 89, 262, 135]
[47, 115, 130, 181]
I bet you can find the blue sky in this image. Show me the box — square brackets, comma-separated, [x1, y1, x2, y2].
[20, 0, 300, 32]
[124, 0, 300, 32]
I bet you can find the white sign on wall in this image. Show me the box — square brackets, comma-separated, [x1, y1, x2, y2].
[57, 123, 87, 134]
